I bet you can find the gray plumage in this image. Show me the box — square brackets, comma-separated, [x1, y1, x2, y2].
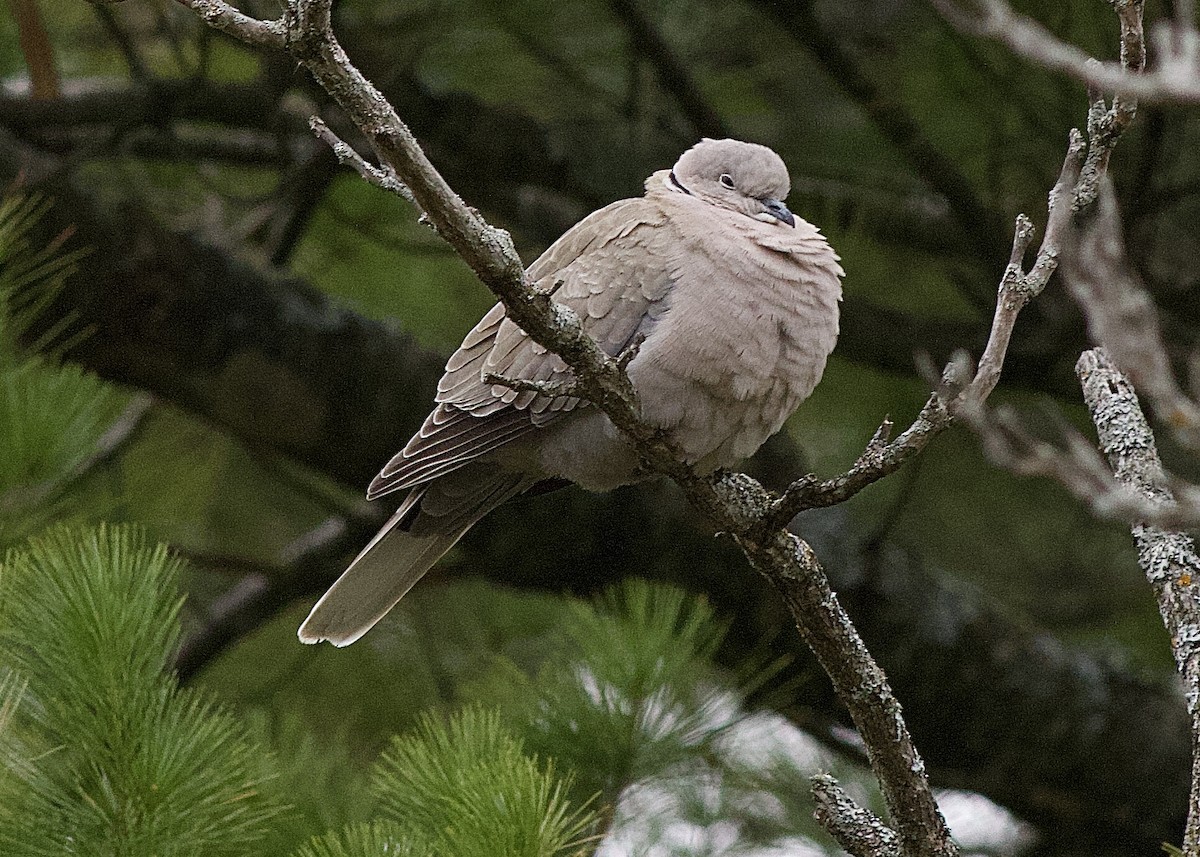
[299, 138, 844, 646]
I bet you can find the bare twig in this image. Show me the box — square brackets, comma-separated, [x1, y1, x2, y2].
[482, 372, 577, 399]
[765, 130, 1085, 534]
[1076, 348, 1200, 852]
[930, 0, 1200, 105]
[309, 117, 414, 204]
[1076, 22, 1143, 220]
[959, 128, 1083, 404]
[1063, 178, 1200, 450]
[176, 0, 285, 49]
[812, 774, 901, 857]
[762, 400, 945, 532]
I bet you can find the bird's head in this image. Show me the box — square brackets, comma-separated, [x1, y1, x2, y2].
[668, 138, 796, 227]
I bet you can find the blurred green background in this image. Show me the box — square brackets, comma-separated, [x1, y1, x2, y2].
[1, 1, 1198, 855]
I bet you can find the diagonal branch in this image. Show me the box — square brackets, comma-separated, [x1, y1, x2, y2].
[167, 0, 1106, 852]
[929, 0, 1200, 104]
[764, 130, 1085, 534]
[1076, 347, 1200, 852]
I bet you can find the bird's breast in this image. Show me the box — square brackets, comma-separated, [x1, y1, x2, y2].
[628, 221, 841, 469]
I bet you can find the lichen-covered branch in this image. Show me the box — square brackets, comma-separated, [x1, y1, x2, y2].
[1076, 347, 1200, 852]
[812, 774, 902, 857]
[309, 117, 413, 203]
[949, 1, 1200, 529]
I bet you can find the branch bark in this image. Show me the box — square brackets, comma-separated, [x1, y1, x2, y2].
[174, 0, 962, 852]
[1080, 345, 1200, 849]
[1076, 347, 1200, 852]
[6, 115, 1191, 848]
[812, 774, 901, 857]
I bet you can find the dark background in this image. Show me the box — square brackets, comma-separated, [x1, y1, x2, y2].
[2, 0, 1198, 853]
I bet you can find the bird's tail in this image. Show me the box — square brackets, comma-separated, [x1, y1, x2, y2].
[298, 466, 529, 647]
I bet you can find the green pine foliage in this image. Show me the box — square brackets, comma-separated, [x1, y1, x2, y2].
[0, 524, 282, 856]
[0, 193, 81, 362]
[0, 194, 127, 547]
[479, 581, 739, 805]
[460, 581, 867, 853]
[0, 359, 125, 494]
[369, 705, 596, 857]
[245, 712, 372, 847]
[293, 821, 417, 857]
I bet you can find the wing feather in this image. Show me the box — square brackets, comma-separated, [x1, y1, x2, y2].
[369, 197, 676, 500]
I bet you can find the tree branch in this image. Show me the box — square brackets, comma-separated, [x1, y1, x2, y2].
[1076, 347, 1200, 852]
[811, 774, 901, 857]
[929, 0, 1200, 105]
[177, 0, 286, 49]
[173, 1, 963, 852]
[948, 2, 1200, 529]
[764, 130, 1085, 534]
[308, 117, 413, 203]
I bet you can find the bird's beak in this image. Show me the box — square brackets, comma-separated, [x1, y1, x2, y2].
[763, 198, 796, 227]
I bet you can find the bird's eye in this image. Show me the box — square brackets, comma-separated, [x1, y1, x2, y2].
[719, 173, 735, 189]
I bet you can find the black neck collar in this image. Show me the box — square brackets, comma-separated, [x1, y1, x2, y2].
[668, 170, 692, 195]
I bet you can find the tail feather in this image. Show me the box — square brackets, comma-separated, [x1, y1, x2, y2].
[298, 470, 527, 647]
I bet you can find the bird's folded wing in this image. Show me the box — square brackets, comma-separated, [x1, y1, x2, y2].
[368, 198, 675, 500]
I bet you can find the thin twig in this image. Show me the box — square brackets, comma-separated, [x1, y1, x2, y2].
[811, 774, 902, 857]
[765, 131, 1085, 534]
[482, 372, 577, 399]
[309, 117, 414, 203]
[174, 0, 286, 49]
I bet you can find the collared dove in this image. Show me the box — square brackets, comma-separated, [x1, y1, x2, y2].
[299, 138, 843, 646]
